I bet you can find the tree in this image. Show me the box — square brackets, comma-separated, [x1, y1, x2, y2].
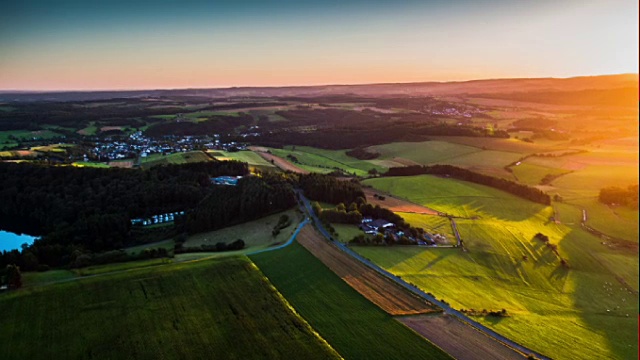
[368, 168, 379, 176]
[6, 264, 22, 289]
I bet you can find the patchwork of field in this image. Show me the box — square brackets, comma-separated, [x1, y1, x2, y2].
[250, 148, 309, 173]
[367, 140, 524, 178]
[250, 240, 451, 360]
[207, 149, 275, 168]
[399, 314, 522, 360]
[358, 174, 639, 360]
[364, 187, 440, 214]
[296, 226, 437, 315]
[0, 257, 339, 360]
[268, 146, 385, 176]
[140, 150, 212, 169]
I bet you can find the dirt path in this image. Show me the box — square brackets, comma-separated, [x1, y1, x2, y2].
[296, 227, 437, 315]
[363, 188, 441, 215]
[399, 314, 524, 360]
[249, 147, 310, 174]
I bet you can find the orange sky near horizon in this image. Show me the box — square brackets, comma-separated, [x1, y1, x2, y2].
[0, 0, 637, 91]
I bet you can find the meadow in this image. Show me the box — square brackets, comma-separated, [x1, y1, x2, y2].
[358, 174, 639, 360]
[269, 146, 385, 176]
[1, 256, 339, 360]
[179, 209, 302, 260]
[140, 150, 212, 169]
[208, 149, 276, 168]
[250, 241, 452, 360]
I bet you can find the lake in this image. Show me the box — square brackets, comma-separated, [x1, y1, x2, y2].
[0, 230, 37, 252]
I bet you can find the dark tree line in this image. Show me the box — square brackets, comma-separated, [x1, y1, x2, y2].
[145, 114, 254, 137]
[298, 173, 365, 205]
[385, 165, 551, 205]
[599, 185, 638, 208]
[186, 173, 296, 234]
[0, 161, 248, 268]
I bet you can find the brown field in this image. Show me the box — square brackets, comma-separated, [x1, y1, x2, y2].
[251, 149, 310, 174]
[296, 227, 437, 315]
[108, 160, 134, 168]
[100, 126, 124, 132]
[398, 314, 524, 360]
[391, 157, 421, 166]
[364, 188, 440, 215]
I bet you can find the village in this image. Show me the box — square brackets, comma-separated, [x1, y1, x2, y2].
[357, 217, 451, 247]
[89, 131, 248, 162]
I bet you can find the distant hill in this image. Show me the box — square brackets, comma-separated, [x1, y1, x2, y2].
[0, 74, 636, 102]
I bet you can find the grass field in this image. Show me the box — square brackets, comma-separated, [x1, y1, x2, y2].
[269, 146, 385, 176]
[179, 209, 302, 259]
[0, 130, 63, 149]
[140, 151, 212, 169]
[398, 212, 456, 242]
[358, 174, 639, 360]
[331, 223, 366, 243]
[1, 256, 339, 359]
[250, 241, 451, 360]
[368, 140, 524, 178]
[510, 162, 571, 185]
[208, 150, 275, 168]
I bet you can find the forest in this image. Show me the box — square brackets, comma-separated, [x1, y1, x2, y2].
[0, 161, 249, 268]
[598, 185, 639, 208]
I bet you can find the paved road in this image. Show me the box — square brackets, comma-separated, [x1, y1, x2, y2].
[297, 190, 549, 360]
[247, 218, 310, 255]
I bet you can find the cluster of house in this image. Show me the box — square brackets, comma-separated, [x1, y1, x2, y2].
[130, 211, 186, 226]
[211, 176, 243, 186]
[359, 217, 449, 246]
[88, 131, 248, 161]
[427, 106, 483, 118]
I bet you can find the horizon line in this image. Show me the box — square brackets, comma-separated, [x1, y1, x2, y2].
[0, 72, 637, 94]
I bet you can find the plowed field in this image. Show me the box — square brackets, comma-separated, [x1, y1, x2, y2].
[296, 227, 436, 315]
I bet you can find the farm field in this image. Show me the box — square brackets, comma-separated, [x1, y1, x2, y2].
[0, 129, 63, 149]
[295, 226, 437, 315]
[250, 240, 451, 360]
[510, 162, 571, 185]
[331, 223, 366, 243]
[140, 150, 212, 169]
[357, 174, 639, 360]
[367, 140, 524, 178]
[398, 212, 456, 243]
[0, 257, 339, 360]
[398, 314, 522, 360]
[250, 148, 310, 173]
[268, 146, 385, 176]
[363, 187, 440, 214]
[207, 149, 275, 168]
[179, 209, 302, 259]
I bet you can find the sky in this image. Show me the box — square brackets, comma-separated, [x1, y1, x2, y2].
[0, 0, 637, 90]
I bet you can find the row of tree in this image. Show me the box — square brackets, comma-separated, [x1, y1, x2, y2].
[385, 165, 551, 205]
[298, 173, 365, 205]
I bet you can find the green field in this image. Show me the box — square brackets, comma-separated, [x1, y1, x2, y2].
[1, 257, 338, 359]
[269, 146, 385, 176]
[0, 130, 63, 149]
[331, 223, 367, 242]
[140, 151, 212, 169]
[398, 213, 456, 242]
[368, 140, 523, 178]
[71, 161, 111, 168]
[209, 150, 275, 168]
[358, 174, 639, 360]
[179, 209, 302, 259]
[510, 162, 571, 185]
[250, 241, 451, 360]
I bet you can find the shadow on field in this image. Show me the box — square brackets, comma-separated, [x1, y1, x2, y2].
[559, 227, 639, 359]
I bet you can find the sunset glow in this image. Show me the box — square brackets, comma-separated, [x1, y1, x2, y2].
[0, 0, 637, 90]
